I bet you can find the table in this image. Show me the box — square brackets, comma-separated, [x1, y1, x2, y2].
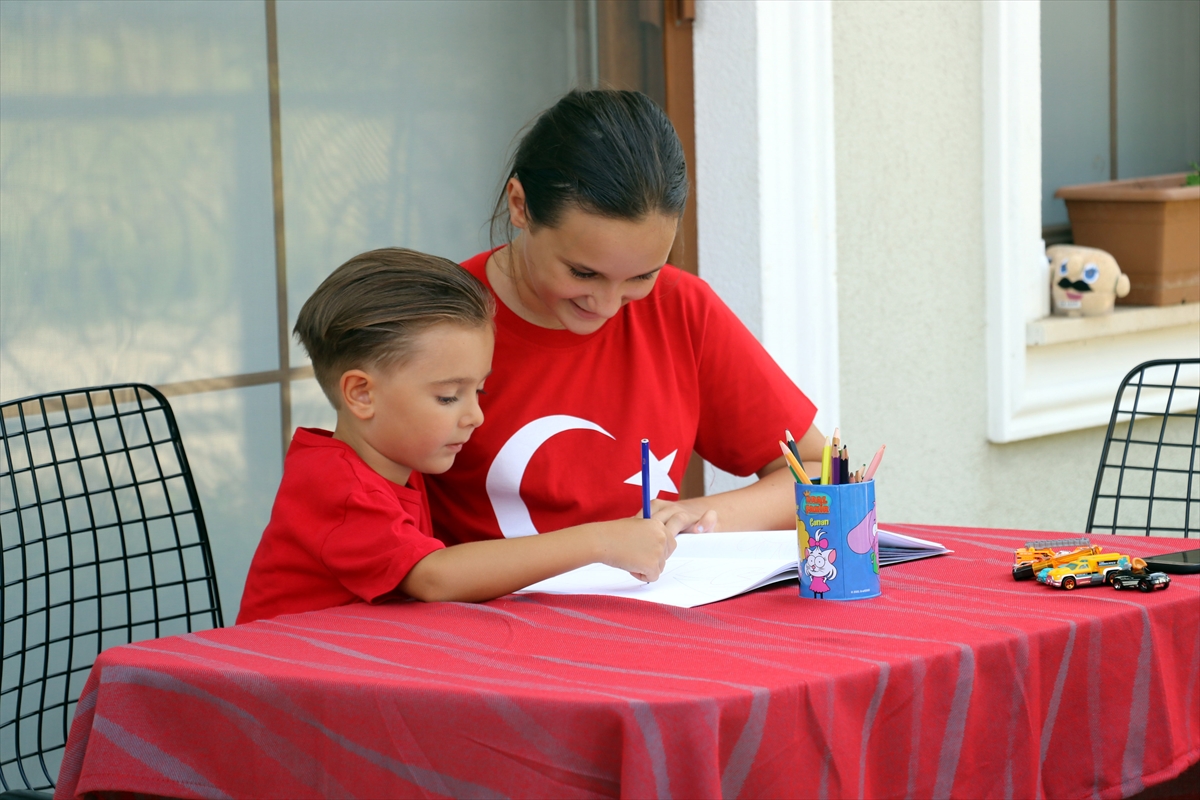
[54, 526, 1200, 799]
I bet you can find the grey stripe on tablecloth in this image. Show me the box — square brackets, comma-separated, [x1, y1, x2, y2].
[859, 663, 890, 800]
[905, 658, 927, 800]
[932, 645, 975, 800]
[701, 616, 978, 799]
[129, 642, 506, 799]
[276, 612, 790, 792]
[721, 687, 770, 799]
[102, 664, 350, 797]
[178, 626, 751, 796]
[1089, 618, 1104, 800]
[1121, 607, 1154, 797]
[1040, 621, 1077, 770]
[92, 714, 230, 800]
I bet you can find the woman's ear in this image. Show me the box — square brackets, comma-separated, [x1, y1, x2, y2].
[506, 177, 530, 230]
[338, 370, 375, 421]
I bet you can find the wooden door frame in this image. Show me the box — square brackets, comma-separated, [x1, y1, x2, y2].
[662, 0, 705, 499]
[664, 0, 697, 279]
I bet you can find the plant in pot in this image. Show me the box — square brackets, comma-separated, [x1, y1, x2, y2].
[1055, 170, 1200, 306]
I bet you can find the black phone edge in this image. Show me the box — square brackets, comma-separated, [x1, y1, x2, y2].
[1142, 553, 1200, 575]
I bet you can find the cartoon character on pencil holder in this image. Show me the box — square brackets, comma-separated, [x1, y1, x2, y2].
[846, 508, 879, 574]
[1047, 244, 1130, 317]
[797, 517, 810, 562]
[804, 534, 837, 599]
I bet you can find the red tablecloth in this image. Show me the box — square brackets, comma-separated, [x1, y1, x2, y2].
[54, 527, 1200, 800]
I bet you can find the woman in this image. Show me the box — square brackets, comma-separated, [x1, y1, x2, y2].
[426, 89, 825, 543]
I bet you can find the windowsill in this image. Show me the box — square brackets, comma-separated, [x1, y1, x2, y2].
[1006, 305, 1200, 442]
[1026, 303, 1200, 346]
[983, 5, 1198, 443]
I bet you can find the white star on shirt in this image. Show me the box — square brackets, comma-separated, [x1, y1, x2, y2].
[624, 448, 679, 499]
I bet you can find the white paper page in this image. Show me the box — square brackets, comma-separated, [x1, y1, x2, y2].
[877, 528, 953, 566]
[878, 551, 947, 566]
[518, 530, 798, 608]
[877, 528, 948, 551]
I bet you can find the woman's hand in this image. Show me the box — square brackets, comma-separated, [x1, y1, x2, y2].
[649, 423, 825, 533]
[646, 498, 718, 534]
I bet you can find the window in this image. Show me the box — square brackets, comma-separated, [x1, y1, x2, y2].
[982, 1, 1199, 444]
[0, 0, 694, 613]
[1041, 0, 1200, 243]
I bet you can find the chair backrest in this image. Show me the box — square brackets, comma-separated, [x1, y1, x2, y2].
[1, 384, 223, 792]
[1087, 358, 1200, 537]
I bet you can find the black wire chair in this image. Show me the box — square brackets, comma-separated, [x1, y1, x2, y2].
[1087, 358, 1200, 538]
[1, 384, 223, 797]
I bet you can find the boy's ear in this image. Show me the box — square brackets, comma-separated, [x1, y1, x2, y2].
[506, 177, 530, 230]
[338, 370, 375, 421]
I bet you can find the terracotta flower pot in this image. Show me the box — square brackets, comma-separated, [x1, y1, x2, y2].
[1055, 173, 1199, 306]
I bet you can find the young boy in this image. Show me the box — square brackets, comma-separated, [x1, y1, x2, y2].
[237, 248, 706, 624]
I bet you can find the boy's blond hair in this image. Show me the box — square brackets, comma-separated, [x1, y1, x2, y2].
[295, 248, 494, 407]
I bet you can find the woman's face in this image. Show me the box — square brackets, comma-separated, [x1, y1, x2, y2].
[507, 179, 679, 335]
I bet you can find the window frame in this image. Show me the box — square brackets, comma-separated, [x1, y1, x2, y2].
[982, 0, 1199, 444]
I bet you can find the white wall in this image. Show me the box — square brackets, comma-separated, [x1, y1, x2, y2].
[832, 0, 1133, 533]
[693, 1, 761, 341]
[694, 0, 1114, 533]
[694, 0, 839, 494]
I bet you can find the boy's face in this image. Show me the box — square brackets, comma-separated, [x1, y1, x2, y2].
[341, 322, 494, 484]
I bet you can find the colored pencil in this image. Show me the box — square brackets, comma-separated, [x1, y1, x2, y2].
[840, 446, 850, 484]
[641, 439, 651, 519]
[779, 441, 812, 485]
[784, 429, 802, 462]
[821, 436, 832, 485]
[778, 442, 801, 482]
[863, 444, 886, 481]
[830, 437, 840, 485]
[784, 429, 813, 482]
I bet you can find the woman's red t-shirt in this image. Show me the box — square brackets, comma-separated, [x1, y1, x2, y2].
[423, 250, 818, 544]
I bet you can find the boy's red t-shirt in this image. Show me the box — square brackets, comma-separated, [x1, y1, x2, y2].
[236, 428, 444, 624]
[424, 249, 818, 544]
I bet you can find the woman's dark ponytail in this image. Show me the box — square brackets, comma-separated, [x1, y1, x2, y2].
[491, 89, 687, 243]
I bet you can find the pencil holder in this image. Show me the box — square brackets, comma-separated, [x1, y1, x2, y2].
[796, 481, 880, 601]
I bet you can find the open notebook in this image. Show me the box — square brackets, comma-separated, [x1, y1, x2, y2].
[518, 528, 951, 608]
[877, 527, 953, 566]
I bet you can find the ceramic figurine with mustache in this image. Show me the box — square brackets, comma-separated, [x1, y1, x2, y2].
[1048, 244, 1130, 317]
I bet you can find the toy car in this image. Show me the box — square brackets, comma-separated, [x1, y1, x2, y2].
[1013, 538, 1091, 569]
[1037, 552, 1127, 590]
[1109, 569, 1170, 592]
[1013, 539, 1099, 581]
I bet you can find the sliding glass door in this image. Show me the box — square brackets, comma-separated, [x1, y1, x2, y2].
[1, 0, 685, 617]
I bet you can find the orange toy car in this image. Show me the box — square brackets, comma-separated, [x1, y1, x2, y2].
[1012, 538, 1096, 581]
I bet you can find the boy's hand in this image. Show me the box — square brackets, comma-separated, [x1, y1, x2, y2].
[647, 498, 718, 534]
[595, 513, 689, 582]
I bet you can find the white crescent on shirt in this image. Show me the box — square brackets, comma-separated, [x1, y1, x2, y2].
[485, 415, 679, 538]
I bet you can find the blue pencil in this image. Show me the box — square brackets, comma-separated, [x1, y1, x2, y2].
[641, 439, 651, 519]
